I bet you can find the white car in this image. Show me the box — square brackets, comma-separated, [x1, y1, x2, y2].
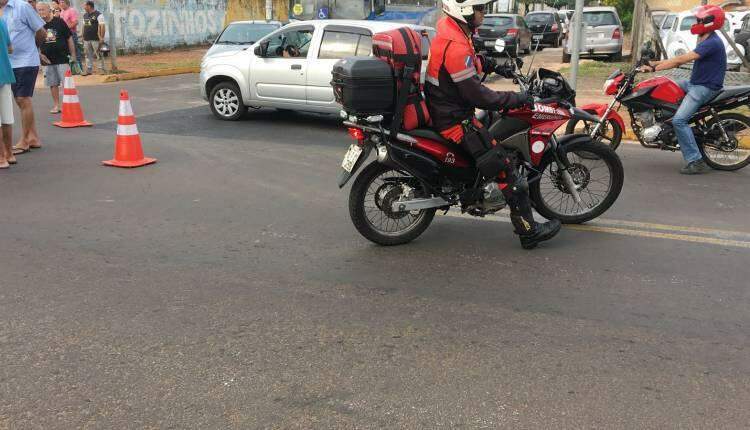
[728, 10, 750, 38]
[662, 11, 744, 70]
[200, 19, 434, 121]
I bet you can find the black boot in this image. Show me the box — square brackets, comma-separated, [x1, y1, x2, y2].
[504, 180, 561, 250]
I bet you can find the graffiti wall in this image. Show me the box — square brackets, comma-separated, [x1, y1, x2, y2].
[110, 0, 228, 51]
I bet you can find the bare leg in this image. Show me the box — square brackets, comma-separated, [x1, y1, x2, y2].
[0, 124, 11, 168]
[13, 97, 40, 151]
[50, 85, 60, 112]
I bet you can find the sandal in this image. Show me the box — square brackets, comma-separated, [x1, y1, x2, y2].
[12, 145, 31, 155]
[0, 161, 9, 169]
[50, 108, 61, 114]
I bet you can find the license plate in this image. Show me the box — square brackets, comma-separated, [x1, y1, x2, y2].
[341, 144, 363, 173]
[485, 40, 495, 47]
[533, 35, 542, 40]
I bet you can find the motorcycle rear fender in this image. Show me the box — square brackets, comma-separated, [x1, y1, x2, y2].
[578, 103, 626, 133]
[337, 145, 372, 189]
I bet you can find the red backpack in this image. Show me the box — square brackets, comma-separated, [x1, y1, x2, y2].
[372, 27, 431, 135]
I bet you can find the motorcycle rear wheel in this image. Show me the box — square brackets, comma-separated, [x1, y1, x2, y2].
[530, 141, 624, 224]
[349, 162, 436, 246]
[701, 112, 750, 171]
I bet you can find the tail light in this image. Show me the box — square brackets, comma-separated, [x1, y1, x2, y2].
[551, 24, 558, 32]
[348, 127, 365, 145]
[612, 28, 621, 39]
[507, 28, 518, 37]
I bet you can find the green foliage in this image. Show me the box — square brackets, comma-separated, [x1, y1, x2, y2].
[601, 0, 634, 31]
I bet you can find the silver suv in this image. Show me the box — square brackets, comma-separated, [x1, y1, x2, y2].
[200, 20, 433, 121]
[563, 7, 623, 63]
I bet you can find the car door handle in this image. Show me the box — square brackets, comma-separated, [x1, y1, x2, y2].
[291, 64, 302, 70]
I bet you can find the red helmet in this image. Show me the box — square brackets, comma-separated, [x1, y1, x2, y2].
[690, 5, 725, 35]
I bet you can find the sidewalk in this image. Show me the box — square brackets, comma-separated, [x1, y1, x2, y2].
[35, 46, 208, 87]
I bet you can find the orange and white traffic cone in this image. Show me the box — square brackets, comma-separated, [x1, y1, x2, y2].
[53, 70, 92, 128]
[103, 90, 156, 168]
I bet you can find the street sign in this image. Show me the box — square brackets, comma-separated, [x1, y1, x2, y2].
[317, 7, 329, 19]
[293, 3, 304, 16]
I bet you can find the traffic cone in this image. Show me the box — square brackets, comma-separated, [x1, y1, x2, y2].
[103, 90, 157, 168]
[53, 70, 92, 128]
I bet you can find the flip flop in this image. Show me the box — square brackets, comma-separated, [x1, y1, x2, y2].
[12, 146, 31, 155]
[50, 108, 61, 114]
[0, 162, 9, 169]
[8, 158, 17, 164]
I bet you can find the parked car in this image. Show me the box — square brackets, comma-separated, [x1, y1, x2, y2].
[728, 10, 750, 38]
[662, 11, 744, 71]
[562, 7, 623, 62]
[732, 13, 750, 62]
[658, 13, 677, 45]
[200, 20, 434, 120]
[477, 14, 532, 57]
[204, 21, 282, 58]
[557, 10, 570, 40]
[524, 11, 563, 48]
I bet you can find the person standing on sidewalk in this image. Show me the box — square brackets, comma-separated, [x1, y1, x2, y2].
[81, 1, 105, 75]
[0, 15, 15, 169]
[59, 0, 80, 65]
[0, 0, 46, 155]
[37, 2, 75, 114]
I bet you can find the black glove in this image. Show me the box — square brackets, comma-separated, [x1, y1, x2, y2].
[477, 54, 496, 75]
[494, 62, 515, 79]
[507, 91, 534, 109]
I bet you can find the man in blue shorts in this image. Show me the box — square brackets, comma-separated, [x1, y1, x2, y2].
[0, 0, 45, 154]
[639, 5, 727, 174]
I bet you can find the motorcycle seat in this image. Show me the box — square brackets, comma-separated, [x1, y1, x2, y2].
[406, 128, 454, 145]
[709, 85, 750, 104]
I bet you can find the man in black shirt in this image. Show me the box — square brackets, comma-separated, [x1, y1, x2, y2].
[81, 0, 105, 75]
[37, 2, 76, 114]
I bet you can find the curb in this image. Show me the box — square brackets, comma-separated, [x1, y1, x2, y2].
[102, 66, 200, 83]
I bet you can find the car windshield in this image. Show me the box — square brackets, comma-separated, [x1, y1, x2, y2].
[680, 16, 730, 32]
[582, 11, 618, 26]
[527, 13, 554, 24]
[484, 16, 514, 27]
[217, 23, 279, 44]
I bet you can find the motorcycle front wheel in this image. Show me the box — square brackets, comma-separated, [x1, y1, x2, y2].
[530, 141, 624, 224]
[564, 117, 623, 151]
[349, 162, 436, 246]
[701, 112, 750, 171]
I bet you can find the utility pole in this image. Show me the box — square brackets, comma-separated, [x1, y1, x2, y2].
[265, 0, 273, 20]
[106, 0, 118, 72]
[568, 0, 584, 89]
[631, 0, 643, 65]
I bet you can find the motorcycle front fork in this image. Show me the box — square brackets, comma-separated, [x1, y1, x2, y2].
[549, 135, 583, 205]
[589, 98, 619, 138]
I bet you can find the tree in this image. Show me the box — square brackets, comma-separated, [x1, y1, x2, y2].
[602, 0, 634, 31]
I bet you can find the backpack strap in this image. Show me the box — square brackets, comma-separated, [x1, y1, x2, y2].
[390, 28, 419, 140]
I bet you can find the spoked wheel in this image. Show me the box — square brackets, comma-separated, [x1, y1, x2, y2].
[701, 113, 750, 171]
[530, 140, 624, 224]
[349, 162, 436, 246]
[565, 117, 622, 152]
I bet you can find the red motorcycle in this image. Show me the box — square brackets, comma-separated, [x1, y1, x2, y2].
[567, 48, 750, 171]
[338, 67, 624, 246]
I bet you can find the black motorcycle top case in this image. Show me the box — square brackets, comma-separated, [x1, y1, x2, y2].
[332, 57, 394, 115]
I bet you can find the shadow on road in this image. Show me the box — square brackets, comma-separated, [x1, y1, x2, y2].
[95, 106, 345, 147]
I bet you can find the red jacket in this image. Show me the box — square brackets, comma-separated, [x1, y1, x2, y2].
[425, 17, 523, 132]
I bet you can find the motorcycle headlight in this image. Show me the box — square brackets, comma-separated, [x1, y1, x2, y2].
[603, 78, 614, 94]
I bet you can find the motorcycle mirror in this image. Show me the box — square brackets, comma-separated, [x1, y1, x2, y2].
[494, 39, 506, 54]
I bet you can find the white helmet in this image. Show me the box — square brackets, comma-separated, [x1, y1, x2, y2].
[442, 0, 494, 24]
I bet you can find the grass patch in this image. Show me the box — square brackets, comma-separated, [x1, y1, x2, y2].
[141, 59, 201, 70]
[560, 61, 632, 79]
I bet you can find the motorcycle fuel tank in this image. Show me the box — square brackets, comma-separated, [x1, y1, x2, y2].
[635, 76, 685, 104]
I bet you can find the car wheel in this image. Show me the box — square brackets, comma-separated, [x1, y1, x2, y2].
[210, 81, 245, 121]
[609, 50, 623, 62]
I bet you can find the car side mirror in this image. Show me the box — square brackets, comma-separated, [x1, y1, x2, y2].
[254, 42, 268, 57]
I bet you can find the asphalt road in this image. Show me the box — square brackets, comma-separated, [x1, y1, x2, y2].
[2, 74, 750, 429]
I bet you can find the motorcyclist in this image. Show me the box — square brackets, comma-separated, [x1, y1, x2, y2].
[425, 0, 561, 249]
[638, 5, 727, 175]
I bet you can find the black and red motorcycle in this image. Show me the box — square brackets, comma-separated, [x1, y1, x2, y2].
[337, 64, 624, 246]
[567, 46, 750, 171]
